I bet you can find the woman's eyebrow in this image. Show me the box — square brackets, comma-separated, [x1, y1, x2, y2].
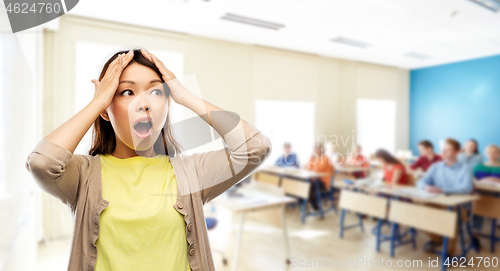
[118, 79, 162, 85]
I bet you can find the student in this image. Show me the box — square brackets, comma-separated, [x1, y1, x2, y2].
[472, 144, 500, 182]
[344, 144, 369, 178]
[410, 140, 442, 172]
[374, 149, 407, 185]
[274, 142, 299, 168]
[417, 138, 473, 255]
[470, 144, 500, 246]
[326, 141, 342, 165]
[458, 139, 483, 169]
[25, 49, 271, 271]
[307, 142, 334, 211]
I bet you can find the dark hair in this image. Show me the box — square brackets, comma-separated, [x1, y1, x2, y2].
[374, 149, 402, 165]
[467, 139, 479, 154]
[89, 48, 182, 156]
[444, 138, 461, 152]
[418, 140, 434, 150]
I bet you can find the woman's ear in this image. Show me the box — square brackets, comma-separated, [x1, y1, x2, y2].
[100, 110, 110, 121]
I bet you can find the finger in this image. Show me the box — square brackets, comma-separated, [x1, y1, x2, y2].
[141, 48, 153, 62]
[91, 79, 100, 92]
[122, 49, 134, 66]
[103, 55, 121, 80]
[151, 54, 172, 76]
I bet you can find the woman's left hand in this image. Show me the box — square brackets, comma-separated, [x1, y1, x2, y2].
[140, 48, 188, 105]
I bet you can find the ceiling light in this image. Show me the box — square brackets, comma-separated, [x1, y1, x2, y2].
[403, 52, 432, 60]
[221, 13, 285, 30]
[330, 37, 372, 48]
[467, 0, 500, 12]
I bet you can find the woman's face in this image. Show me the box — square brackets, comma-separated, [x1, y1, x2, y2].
[465, 140, 476, 154]
[104, 62, 169, 152]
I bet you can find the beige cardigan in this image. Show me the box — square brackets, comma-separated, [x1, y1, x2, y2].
[25, 122, 271, 271]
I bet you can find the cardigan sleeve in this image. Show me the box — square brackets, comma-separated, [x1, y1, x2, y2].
[25, 138, 83, 211]
[190, 121, 272, 204]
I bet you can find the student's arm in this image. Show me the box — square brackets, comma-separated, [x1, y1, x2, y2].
[409, 157, 421, 170]
[25, 51, 133, 210]
[442, 166, 473, 194]
[417, 164, 436, 190]
[306, 158, 313, 171]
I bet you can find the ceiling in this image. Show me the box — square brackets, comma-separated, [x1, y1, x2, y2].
[70, 0, 500, 69]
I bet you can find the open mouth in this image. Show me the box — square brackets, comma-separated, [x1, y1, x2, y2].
[133, 117, 153, 139]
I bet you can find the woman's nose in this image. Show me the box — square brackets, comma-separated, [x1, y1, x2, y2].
[137, 93, 150, 112]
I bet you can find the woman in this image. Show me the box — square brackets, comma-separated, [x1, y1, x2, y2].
[458, 139, 483, 169]
[306, 142, 334, 210]
[374, 149, 407, 185]
[471, 144, 500, 246]
[25, 48, 271, 271]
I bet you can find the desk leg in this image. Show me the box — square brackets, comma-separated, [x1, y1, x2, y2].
[491, 219, 497, 253]
[457, 205, 466, 257]
[314, 180, 325, 218]
[280, 206, 291, 264]
[231, 212, 246, 271]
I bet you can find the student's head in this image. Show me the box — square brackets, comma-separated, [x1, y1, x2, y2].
[464, 139, 479, 155]
[374, 149, 401, 166]
[89, 48, 181, 156]
[313, 142, 324, 157]
[418, 140, 434, 156]
[442, 138, 461, 162]
[485, 144, 500, 163]
[283, 142, 292, 155]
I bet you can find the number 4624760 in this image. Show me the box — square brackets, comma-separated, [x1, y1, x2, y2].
[5, 3, 62, 14]
[444, 257, 498, 268]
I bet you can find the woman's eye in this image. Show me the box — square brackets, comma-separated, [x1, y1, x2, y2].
[121, 89, 133, 96]
[151, 89, 163, 96]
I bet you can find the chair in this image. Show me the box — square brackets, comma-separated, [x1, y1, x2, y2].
[206, 217, 227, 266]
[405, 172, 416, 186]
[471, 195, 500, 253]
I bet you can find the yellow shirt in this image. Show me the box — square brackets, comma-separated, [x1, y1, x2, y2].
[95, 154, 191, 271]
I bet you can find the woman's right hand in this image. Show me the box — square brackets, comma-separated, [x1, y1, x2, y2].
[91, 49, 134, 110]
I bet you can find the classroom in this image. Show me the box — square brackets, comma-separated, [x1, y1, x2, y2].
[1, 0, 500, 270]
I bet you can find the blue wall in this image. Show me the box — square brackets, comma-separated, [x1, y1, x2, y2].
[410, 54, 500, 155]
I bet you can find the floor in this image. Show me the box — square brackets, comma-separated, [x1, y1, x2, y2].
[37, 203, 499, 271]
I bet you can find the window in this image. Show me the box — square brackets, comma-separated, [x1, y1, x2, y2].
[74, 42, 184, 155]
[356, 99, 396, 155]
[255, 100, 315, 167]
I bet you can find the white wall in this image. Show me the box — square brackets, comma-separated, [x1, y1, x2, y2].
[0, 10, 43, 271]
[184, 37, 409, 155]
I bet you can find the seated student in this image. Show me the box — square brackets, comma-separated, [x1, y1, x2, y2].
[374, 149, 407, 185]
[470, 144, 500, 247]
[410, 140, 442, 172]
[417, 138, 473, 255]
[326, 141, 342, 165]
[344, 144, 370, 178]
[274, 142, 299, 168]
[458, 139, 483, 169]
[307, 142, 334, 211]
